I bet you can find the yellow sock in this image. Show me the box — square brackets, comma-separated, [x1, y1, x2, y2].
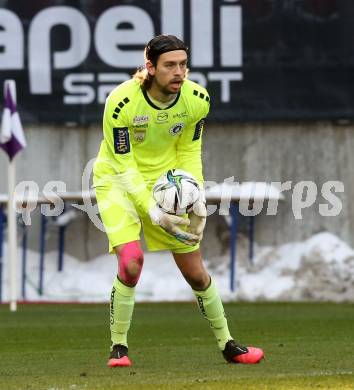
[193, 278, 232, 350]
[110, 277, 135, 348]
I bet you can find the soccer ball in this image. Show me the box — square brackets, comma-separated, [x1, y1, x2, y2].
[152, 169, 201, 215]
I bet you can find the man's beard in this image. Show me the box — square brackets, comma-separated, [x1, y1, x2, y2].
[155, 78, 183, 96]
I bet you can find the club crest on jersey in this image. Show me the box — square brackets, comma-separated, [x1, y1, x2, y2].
[133, 115, 149, 125]
[169, 122, 185, 136]
[133, 129, 146, 143]
[113, 127, 130, 154]
[156, 112, 168, 123]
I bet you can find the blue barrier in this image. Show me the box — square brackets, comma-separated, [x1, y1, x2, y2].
[0, 206, 72, 301]
[229, 202, 239, 292]
[20, 219, 28, 299]
[38, 213, 68, 295]
[229, 203, 257, 292]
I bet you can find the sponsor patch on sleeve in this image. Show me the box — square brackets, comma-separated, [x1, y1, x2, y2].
[113, 127, 130, 154]
[192, 118, 205, 141]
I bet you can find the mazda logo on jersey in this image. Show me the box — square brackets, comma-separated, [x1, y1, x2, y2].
[169, 123, 185, 136]
[156, 112, 168, 122]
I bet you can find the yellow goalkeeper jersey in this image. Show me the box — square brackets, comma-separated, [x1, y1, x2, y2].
[93, 78, 210, 215]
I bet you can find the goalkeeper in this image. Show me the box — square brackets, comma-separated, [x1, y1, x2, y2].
[93, 35, 264, 367]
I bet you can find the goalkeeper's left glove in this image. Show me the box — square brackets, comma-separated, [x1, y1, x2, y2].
[149, 205, 199, 246]
[188, 197, 207, 242]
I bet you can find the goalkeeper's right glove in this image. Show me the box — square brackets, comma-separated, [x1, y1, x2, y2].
[149, 205, 200, 246]
[188, 199, 207, 242]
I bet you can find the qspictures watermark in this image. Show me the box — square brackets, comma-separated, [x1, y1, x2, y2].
[7, 158, 344, 231]
[203, 178, 344, 219]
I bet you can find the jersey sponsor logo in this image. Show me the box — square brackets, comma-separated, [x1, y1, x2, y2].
[113, 127, 130, 154]
[133, 115, 149, 125]
[193, 118, 205, 141]
[173, 111, 188, 119]
[156, 112, 168, 123]
[133, 123, 148, 129]
[169, 122, 185, 136]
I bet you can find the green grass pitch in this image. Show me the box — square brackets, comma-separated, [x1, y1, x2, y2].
[0, 302, 353, 389]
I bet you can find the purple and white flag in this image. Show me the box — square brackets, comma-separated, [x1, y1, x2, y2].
[0, 80, 26, 160]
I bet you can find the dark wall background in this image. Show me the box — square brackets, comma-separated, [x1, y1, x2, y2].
[1, 0, 354, 123]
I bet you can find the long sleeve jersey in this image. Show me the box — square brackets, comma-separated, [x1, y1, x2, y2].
[93, 78, 210, 215]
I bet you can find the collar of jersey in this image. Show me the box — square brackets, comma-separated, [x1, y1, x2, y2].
[142, 88, 180, 110]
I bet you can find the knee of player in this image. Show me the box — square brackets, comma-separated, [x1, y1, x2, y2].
[118, 241, 144, 283]
[126, 258, 143, 277]
[185, 270, 210, 291]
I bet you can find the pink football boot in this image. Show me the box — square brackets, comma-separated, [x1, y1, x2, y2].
[223, 340, 264, 364]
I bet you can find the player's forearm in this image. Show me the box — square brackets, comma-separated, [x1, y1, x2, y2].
[116, 168, 154, 215]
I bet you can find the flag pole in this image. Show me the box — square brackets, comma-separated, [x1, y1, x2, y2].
[6, 79, 19, 312]
[8, 157, 17, 311]
[0, 79, 26, 312]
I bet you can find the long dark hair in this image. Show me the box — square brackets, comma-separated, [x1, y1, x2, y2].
[133, 35, 188, 90]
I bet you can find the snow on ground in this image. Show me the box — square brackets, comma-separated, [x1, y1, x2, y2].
[1, 232, 354, 303]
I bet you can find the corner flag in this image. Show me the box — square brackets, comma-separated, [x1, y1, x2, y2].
[0, 80, 26, 312]
[0, 80, 26, 160]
